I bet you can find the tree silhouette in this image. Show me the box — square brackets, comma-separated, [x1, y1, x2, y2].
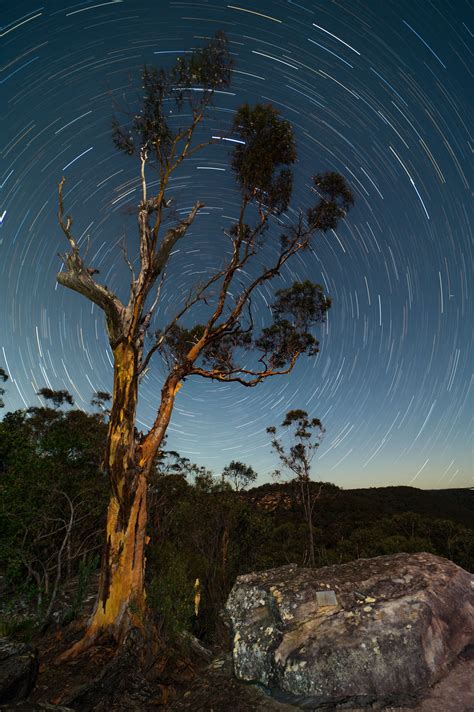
[222, 460, 258, 491]
[37, 388, 74, 409]
[0, 367, 8, 409]
[91, 391, 112, 418]
[55, 33, 353, 655]
[267, 410, 325, 567]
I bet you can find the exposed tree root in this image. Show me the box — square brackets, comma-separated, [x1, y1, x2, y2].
[57, 624, 168, 710]
[56, 628, 100, 663]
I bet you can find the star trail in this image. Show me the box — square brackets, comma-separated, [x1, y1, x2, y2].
[1, 1, 472, 488]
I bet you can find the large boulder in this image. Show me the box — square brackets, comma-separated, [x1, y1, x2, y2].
[225, 553, 474, 709]
[0, 638, 38, 704]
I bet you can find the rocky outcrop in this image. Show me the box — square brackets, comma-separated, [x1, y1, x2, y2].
[225, 553, 474, 709]
[0, 638, 38, 704]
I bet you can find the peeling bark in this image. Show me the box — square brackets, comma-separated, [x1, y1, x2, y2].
[60, 348, 183, 659]
[90, 473, 148, 637]
[60, 341, 148, 658]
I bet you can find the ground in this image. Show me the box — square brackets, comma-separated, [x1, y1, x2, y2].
[16, 624, 473, 711]
[1, 572, 473, 711]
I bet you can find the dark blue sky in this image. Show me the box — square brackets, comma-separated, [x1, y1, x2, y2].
[1, 0, 472, 488]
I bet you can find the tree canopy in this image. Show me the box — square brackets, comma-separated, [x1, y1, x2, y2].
[36, 388, 74, 409]
[222, 461, 258, 491]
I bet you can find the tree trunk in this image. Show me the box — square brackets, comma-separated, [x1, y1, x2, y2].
[221, 526, 229, 588]
[61, 340, 146, 657]
[60, 344, 181, 660]
[308, 514, 316, 568]
[87, 472, 148, 639]
[301, 480, 316, 568]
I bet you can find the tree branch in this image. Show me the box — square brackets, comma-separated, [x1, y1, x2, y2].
[57, 177, 126, 345]
[188, 354, 298, 387]
[152, 200, 204, 276]
[139, 264, 229, 374]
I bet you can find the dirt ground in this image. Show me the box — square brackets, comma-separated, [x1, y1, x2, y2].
[169, 646, 474, 712]
[13, 622, 472, 712]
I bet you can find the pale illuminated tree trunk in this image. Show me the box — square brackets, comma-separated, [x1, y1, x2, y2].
[87, 339, 146, 642]
[63, 336, 182, 656]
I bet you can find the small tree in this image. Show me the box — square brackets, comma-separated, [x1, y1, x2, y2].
[222, 460, 258, 491]
[55, 32, 353, 655]
[0, 367, 8, 408]
[267, 410, 325, 567]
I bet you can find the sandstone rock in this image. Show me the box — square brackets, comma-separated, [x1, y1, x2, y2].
[225, 553, 474, 709]
[0, 638, 38, 704]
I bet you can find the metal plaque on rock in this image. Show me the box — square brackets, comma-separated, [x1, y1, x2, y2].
[316, 590, 338, 607]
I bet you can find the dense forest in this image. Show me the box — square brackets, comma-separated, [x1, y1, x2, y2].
[1, 396, 472, 646]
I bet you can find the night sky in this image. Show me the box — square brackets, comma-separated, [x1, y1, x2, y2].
[1, 1, 472, 489]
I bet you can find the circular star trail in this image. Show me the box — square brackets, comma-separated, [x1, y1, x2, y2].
[1, 0, 472, 488]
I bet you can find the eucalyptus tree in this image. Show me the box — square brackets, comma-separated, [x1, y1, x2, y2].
[267, 410, 325, 567]
[55, 32, 353, 654]
[222, 460, 258, 491]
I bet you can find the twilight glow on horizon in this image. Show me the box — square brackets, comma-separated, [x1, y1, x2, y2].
[1, 0, 472, 489]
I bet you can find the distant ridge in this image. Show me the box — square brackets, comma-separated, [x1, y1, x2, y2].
[244, 482, 474, 530]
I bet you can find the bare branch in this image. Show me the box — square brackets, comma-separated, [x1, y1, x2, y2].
[139, 272, 219, 374]
[136, 270, 167, 374]
[152, 200, 204, 276]
[223, 228, 306, 329]
[140, 145, 148, 204]
[120, 237, 135, 284]
[57, 177, 126, 344]
[168, 91, 215, 174]
[43, 490, 75, 622]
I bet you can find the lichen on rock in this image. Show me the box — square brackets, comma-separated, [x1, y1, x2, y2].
[225, 553, 474, 709]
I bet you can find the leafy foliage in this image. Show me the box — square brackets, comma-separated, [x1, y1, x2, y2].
[0, 396, 472, 640]
[267, 409, 324, 480]
[36, 388, 74, 408]
[231, 103, 296, 215]
[0, 367, 8, 409]
[147, 472, 270, 642]
[163, 323, 252, 372]
[90, 391, 111, 415]
[222, 460, 258, 491]
[162, 280, 331, 376]
[112, 32, 232, 161]
[267, 410, 325, 566]
[256, 282, 330, 368]
[0, 404, 108, 619]
[307, 172, 355, 231]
